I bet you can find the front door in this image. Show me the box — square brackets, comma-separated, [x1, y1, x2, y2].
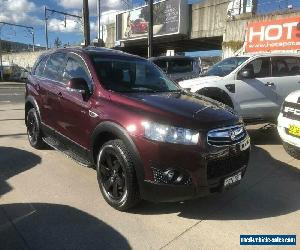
[234, 57, 279, 120]
[58, 54, 93, 149]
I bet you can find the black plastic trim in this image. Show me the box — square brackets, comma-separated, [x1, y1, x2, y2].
[25, 95, 41, 124]
[91, 121, 145, 193]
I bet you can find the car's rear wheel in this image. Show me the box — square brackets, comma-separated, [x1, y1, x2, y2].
[283, 142, 300, 160]
[27, 108, 46, 149]
[97, 139, 140, 211]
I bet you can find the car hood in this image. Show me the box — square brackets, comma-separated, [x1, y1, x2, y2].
[122, 91, 239, 128]
[285, 90, 300, 103]
[179, 76, 222, 89]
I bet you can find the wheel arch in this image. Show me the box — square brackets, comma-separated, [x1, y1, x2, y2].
[91, 121, 144, 184]
[25, 96, 40, 125]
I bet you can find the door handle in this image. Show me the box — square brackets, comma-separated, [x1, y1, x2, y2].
[265, 82, 275, 87]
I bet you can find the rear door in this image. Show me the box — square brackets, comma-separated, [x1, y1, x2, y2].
[270, 56, 300, 104]
[41, 52, 67, 131]
[30, 55, 48, 122]
[234, 57, 279, 120]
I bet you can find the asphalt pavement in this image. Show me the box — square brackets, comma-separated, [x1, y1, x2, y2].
[0, 82, 25, 104]
[0, 86, 299, 249]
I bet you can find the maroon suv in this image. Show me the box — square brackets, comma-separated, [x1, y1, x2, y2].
[25, 47, 250, 211]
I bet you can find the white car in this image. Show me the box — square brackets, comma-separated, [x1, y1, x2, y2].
[179, 54, 300, 123]
[277, 90, 300, 160]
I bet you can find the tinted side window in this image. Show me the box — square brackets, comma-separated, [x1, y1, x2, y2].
[34, 56, 48, 77]
[168, 59, 193, 74]
[153, 60, 168, 72]
[44, 53, 66, 81]
[63, 56, 92, 89]
[244, 57, 271, 78]
[272, 57, 300, 77]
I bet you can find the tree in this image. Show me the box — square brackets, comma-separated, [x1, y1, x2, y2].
[54, 37, 62, 48]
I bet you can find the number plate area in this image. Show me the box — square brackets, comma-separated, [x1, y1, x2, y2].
[224, 172, 242, 188]
[288, 125, 300, 137]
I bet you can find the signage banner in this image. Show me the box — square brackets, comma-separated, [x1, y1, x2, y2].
[116, 0, 187, 42]
[245, 16, 300, 52]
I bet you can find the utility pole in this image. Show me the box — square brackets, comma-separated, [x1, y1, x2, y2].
[97, 0, 101, 40]
[82, 0, 90, 46]
[147, 0, 153, 58]
[44, 6, 49, 50]
[0, 25, 3, 81]
[32, 30, 35, 51]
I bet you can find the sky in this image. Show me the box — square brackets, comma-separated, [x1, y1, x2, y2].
[0, 0, 300, 55]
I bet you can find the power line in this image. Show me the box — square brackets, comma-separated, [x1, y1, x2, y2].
[44, 6, 83, 49]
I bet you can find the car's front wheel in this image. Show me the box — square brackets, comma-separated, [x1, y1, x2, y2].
[26, 108, 46, 149]
[283, 142, 300, 160]
[97, 139, 140, 211]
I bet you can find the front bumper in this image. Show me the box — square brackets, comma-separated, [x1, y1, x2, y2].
[141, 166, 247, 202]
[277, 113, 300, 148]
[134, 135, 250, 202]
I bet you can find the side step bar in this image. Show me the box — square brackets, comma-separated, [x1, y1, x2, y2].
[43, 136, 93, 168]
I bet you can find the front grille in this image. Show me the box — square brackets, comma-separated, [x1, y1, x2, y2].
[282, 101, 300, 121]
[207, 125, 246, 146]
[207, 151, 249, 179]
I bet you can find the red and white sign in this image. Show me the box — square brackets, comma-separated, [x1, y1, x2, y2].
[245, 16, 300, 52]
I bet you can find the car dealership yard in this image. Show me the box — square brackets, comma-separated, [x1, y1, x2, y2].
[0, 88, 299, 249]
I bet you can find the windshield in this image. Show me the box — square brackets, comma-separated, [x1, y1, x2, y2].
[93, 56, 180, 93]
[204, 57, 249, 77]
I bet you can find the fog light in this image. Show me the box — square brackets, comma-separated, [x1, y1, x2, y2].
[174, 175, 183, 183]
[152, 167, 192, 185]
[164, 169, 176, 181]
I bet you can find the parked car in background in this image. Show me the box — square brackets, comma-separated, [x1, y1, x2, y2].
[149, 56, 201, 82]
[25, 47, 250, 211]
[179, 54, 300, 123]
[0, 64, 13, 80]
[9, 66, 30, 82]
[278, 90, 300, 160]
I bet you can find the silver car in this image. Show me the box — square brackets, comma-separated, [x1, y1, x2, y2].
[179, 54, 300, 123]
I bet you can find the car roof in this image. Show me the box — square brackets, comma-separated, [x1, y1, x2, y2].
[149, 55, 196, 61]
[45, 46, 145, 61]
[237, 53, 300, 58]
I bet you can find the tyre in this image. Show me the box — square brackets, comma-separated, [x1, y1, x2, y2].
[97, 139, 140, 211]
[26, 108, 46, 149]
[283, 142, 300, 160]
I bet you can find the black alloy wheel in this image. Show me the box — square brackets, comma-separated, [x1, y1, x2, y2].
[26, 108, 46, 149]
[99, 147, 127, 200]
[97, 139, 140, 211]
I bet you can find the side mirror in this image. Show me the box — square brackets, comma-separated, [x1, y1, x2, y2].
[66, 78, 90, 98]
[239, 69, 254, 79]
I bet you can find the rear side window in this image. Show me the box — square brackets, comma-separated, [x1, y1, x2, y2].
[34, 56, 48, 77]
[44, 53, 66, 82]
[168, 59, 193, 74]
[62, 56, 92, 89]
[244, 57, 271, 78]
[272, 57, 300, 77]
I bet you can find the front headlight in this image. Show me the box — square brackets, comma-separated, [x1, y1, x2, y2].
[142, 121, 199, 145]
